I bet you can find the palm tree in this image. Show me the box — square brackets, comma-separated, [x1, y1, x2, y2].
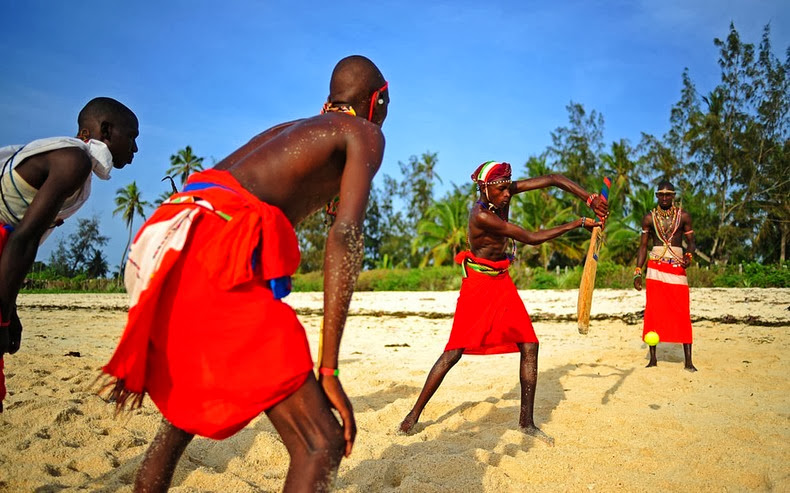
[600, 139, 645, 201]
[166, 146, 205, 186]
[511, 155, 584, 269]
[511, 188, 579, 269]
[413, 184, 474, 267]
[598, 184, 649, 265]
[113, 181, 150, 271]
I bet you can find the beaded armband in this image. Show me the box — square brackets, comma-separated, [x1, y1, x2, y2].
[319, 367, 339, 377]
[586, 193, 598, 206]
[633, 267, 643, 279]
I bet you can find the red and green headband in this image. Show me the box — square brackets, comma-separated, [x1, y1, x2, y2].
[472, 161, 512, 184]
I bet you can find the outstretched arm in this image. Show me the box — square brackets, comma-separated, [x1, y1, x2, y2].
[0, 148, 91, 353]
[511, 174, 608, 218]
[319, 121, 385, 457]
[475, 209, 599, 246]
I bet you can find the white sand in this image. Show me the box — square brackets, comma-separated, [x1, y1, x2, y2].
[0, 288, 788, 491]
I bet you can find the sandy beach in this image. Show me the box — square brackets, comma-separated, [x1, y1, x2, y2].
[1, 288, 788, 492]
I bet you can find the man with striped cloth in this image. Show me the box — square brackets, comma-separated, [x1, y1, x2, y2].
[633, 180, 697, 371]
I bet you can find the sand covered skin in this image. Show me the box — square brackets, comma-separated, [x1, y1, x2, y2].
[0, 289, 788, 491]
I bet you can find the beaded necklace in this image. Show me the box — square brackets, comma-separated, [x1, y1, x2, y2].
[651, 206, 684, 263]
[473, 200, 517, 260]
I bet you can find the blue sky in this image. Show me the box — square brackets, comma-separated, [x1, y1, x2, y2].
[1, 0, 788, 269]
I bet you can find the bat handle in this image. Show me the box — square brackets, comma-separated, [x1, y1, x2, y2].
[598, 177, 611, 227]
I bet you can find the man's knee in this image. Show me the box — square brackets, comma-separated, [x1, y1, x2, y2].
[519, 342, 539, 354]
[305, 422, 344, 464]
[443, 349, 463, 366]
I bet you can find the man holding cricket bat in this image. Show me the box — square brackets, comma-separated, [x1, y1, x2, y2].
[633, 180, 697, 371]
[399, 161, 608, 444]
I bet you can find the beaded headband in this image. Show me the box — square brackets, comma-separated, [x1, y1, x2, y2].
[472, 161, 512, 184]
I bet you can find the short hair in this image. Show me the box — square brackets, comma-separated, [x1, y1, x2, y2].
[77, 97, 136, 128]
[656, 180, 675, 192]
[328, 55, 386, 104]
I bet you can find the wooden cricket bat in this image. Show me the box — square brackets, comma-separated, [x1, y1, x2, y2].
[577, 177, 611, 334]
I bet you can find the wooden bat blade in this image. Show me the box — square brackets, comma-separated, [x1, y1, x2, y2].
[577, 226, 601, 334]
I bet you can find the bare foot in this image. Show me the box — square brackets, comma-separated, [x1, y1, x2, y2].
[646, 361, 657, 368]
[684, 365, 698, 372]
[398, 414, 418, 435]
[520, 425, 554, 446]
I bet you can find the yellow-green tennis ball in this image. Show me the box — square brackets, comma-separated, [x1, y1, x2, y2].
[644, 331, 659, 346]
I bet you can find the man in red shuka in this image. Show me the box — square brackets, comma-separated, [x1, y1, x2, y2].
[633, 180, 697, 371]
[399, 161, 608, 444]
[103, 55, 389, 492]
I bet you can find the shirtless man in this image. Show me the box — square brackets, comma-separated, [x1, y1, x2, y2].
[633, 180, 697, 371]
[399, 161, 608, 444]
[0, 97, 138, 410]
[102, 55, 388, 492]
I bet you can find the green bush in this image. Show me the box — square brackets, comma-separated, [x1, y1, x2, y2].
[22, 277, 125, 293]
[530, 271, 558, 289]
[293, 266, 461, 292]
[292, 271, 323, 291]
[21, 262, 789, 293]
[686, 265, 718, 286]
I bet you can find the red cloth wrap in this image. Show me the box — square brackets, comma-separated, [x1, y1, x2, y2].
[445, 251, 538, 355]
[643, 259, 693, 344]
[103, 169, 313, 439]
[0, 224, 11, 409]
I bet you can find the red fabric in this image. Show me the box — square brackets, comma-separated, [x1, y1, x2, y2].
[643, 260, 693, 344]
[103, 170, 313, 439]
[445, 251, 538, 355]
[0, 224, 11, 409]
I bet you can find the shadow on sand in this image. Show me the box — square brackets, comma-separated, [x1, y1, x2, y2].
[339, 357, 637, 491]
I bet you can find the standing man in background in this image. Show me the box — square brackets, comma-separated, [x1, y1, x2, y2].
[633, 180, 697, 371]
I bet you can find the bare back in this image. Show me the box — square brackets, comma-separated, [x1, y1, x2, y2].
[215, 113, 385, 225]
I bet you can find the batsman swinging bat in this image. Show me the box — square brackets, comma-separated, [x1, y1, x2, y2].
[577, 177, 611, 334]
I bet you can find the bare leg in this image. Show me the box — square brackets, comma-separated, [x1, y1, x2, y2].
[646, 345, 657, 367]
[683, 343, 697, 372]
[266, 373, 345, 493]
[134, 418, 194, 492]
[399, 349, 463, 433]
[517, 342, 553, 445]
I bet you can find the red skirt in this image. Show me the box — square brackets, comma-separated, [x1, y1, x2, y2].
[445, 252, 538, 355]
[103, 170, 313, 439]
[643, 260, 693, 344]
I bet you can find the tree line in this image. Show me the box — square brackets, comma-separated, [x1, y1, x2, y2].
[35, 23, 787, 281]
[302, 23, 788, 271]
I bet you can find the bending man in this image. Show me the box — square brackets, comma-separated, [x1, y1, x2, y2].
[0, 97, 138, 410]
[102, 55, 389, 492]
